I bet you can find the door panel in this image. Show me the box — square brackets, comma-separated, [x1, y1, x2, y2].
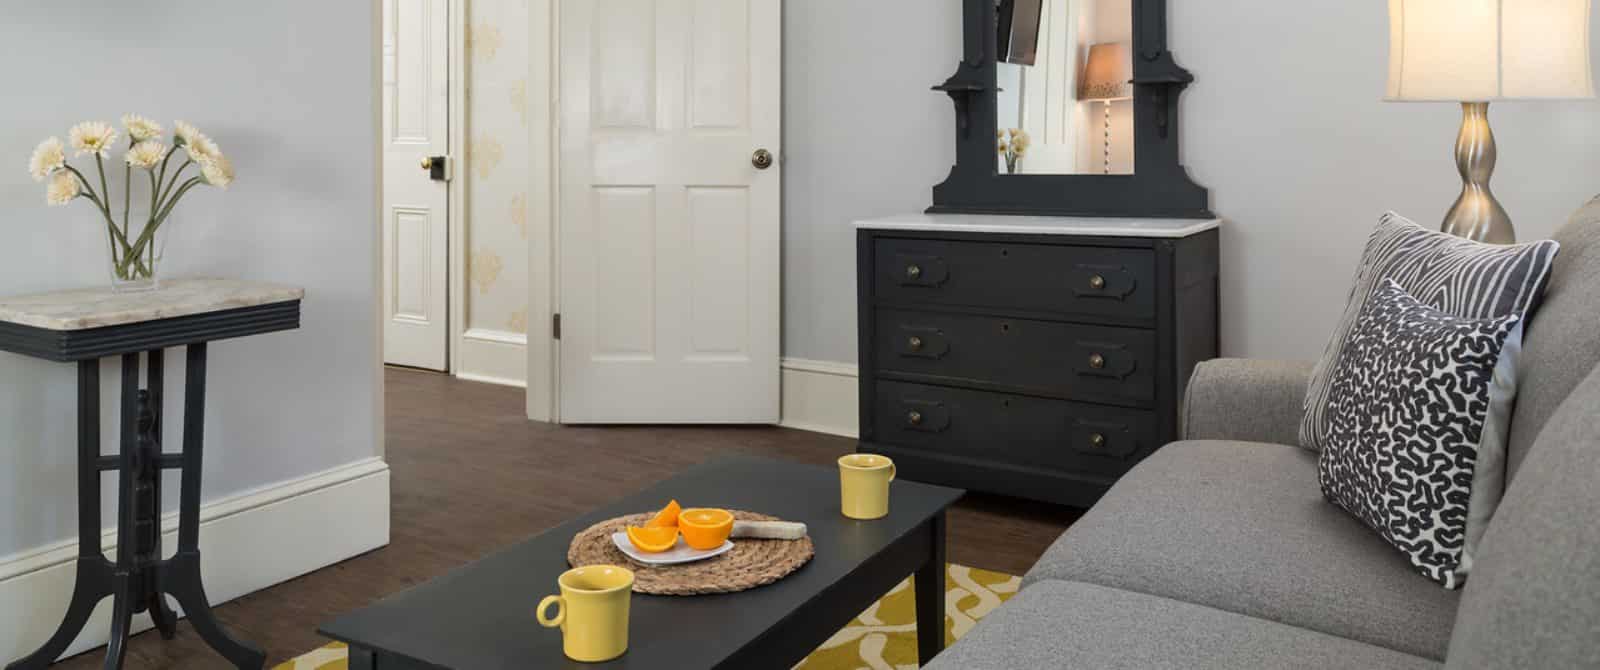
[382, 0, 450, 370]
[560, 0, 780, 423]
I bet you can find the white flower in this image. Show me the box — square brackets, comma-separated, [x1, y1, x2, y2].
[122, 114, 163, 142]
[28, 137, 65, 181]
[185, 134, 219, 163]
[45, 171, 80, 205]
[125, 141, 167, 170]
[174, 120, 204, 146]
[68, 121, 117, 158]
[198, 152, 234, 188]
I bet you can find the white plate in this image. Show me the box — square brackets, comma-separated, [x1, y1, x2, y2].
[610, 531, 734, 566]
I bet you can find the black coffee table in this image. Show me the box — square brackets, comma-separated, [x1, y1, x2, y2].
[320, 456, 965, 669]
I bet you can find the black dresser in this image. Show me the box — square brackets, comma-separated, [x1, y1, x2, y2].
[856, 215, 1220, 508]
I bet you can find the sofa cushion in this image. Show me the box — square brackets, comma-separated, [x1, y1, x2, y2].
[1300, 212, 1558, 454]
[1505, 197, 1600, 481]
[924, 580, 1441, 670]
[1444, 363, 1600, 669]
[1025, 440, 1460, 659]
[1319, 280, 1523, 588]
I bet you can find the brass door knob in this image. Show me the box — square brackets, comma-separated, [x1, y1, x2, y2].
[1088, 274, 1107, 290]
[1089, 353, 1106, 369]
[420, 156, 434, 171]
[906, 264, 923, 279]
[907, 410, 924, 426]
[908, 336, 924, 351]
[752, 148, 774, 170]
[1089, 433, 1107, 449]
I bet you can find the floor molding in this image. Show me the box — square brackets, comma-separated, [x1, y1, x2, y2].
[0, 458, 390, 663]
[457, 328, 528, 388]
[780, 358, 859, 438]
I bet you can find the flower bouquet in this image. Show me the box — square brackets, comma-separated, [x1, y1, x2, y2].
[997, 128, 1030, 175]
[28, 116, 234, 291]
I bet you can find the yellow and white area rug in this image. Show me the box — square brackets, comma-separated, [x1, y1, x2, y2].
[276, 564, 1019, 670]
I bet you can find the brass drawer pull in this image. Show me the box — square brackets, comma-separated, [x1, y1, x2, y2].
[1088, 353, 1106, 370]
[1089, 274, 1106, 290]
[905, 264, 923, 280]
[907, 410, 924, 426]
[908, 336, 924, 352]
[1089, 433, 1107, 449]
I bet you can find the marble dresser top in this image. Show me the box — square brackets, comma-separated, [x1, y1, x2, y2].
[0, 279, 305, 331]
[855, 213, 1221, 238]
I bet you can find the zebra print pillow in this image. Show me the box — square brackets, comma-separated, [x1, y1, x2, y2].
[1319, 280, 1522, 588]
[1301, 212, 1558, 453]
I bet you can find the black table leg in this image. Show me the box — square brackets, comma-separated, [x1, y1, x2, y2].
[915, 510, 948, 666]
[143, 350, 179, 640]
[347, 645, 376, 670]
[4, 362, 115, 670]
[161, 343, 266, 669]
[5, 346, 263, 670]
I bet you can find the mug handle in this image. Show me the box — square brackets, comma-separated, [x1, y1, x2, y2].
[536, 595, 566, 628]
[888, 462, 896, 482]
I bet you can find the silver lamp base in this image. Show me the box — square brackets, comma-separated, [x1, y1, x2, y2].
[1442, 102, 1515, 244]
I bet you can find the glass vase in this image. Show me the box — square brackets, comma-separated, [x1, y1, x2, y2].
[104, 214, 174, 293]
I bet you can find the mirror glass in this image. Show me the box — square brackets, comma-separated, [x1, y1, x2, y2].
[995, 0, 1133, 175]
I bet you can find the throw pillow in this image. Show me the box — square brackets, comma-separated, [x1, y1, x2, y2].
[1302, 212, 1558, 453]
[1318, 279, 1521, 589]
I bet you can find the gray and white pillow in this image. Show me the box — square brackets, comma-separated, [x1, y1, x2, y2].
[1318, 280, 1522, 589]
[1301, 212, 1558, 453]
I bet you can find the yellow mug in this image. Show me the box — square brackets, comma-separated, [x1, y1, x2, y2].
[839, 454, 896, 520]
[537, 565, 634, 663]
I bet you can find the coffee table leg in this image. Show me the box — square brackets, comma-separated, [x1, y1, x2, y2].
[915, 510, 947, 666]
[347, 645, 375, 670]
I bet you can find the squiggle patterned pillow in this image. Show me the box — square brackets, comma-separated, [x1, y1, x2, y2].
[1318, 279, 1521, 589]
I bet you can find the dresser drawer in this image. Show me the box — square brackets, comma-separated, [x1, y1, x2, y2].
[873, 238, 1156, 321]
[872, 381, 1159, 479]
[874, 309, 1155, 407]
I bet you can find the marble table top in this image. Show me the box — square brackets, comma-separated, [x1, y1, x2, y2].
[0, 279, 305, 331]
[855, 213, 1221, 238]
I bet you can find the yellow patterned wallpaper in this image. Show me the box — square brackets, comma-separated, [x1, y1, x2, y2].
[467, 0, 530, 336]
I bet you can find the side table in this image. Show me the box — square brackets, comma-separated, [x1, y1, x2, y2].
[0, 279, 304, 670]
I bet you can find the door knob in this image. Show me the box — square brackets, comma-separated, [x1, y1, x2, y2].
[420, 156, 434, 170]
[752, 148, 774, 170]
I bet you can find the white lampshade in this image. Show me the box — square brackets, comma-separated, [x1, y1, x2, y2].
[1387, 0, 1596, 101]
[1079, 42, 1133, 102]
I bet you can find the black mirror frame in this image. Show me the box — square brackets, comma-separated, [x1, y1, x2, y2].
[929, 0, 1213, 219]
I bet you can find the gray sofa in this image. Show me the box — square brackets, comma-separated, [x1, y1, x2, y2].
[927, 202, 1600, 669]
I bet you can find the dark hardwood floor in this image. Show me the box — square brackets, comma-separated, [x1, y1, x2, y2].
[55, 368, 1080, 668]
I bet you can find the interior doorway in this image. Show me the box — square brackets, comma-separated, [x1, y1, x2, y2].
[380, 0, 463, 372]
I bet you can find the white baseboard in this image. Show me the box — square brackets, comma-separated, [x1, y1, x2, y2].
[457, 328, 528, 388]
[0, 458, 390, 663]
[779, 358, 859, 438]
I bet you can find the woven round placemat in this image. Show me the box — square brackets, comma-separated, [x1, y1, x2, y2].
[567, 510, 814, 596]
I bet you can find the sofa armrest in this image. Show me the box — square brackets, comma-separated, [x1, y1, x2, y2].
[1181, 358, 1315, 446]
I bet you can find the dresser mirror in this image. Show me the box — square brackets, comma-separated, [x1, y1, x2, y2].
[932, 0, 1212, 217]
[996, 0, 1133, 175]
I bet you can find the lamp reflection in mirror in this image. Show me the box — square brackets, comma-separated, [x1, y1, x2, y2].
[1079, 41, 1133, 175]
[1386, 0, 1595, 244]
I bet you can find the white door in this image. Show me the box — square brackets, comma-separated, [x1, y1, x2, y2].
[559, 0, 781, 423]
[382, 0, 451, 371]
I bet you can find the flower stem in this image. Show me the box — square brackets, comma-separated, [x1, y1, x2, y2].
[122, 163, 133, 240]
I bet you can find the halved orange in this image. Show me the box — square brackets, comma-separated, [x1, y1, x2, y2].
[626, 525, 679, 553]
[646, 500, 682, 528]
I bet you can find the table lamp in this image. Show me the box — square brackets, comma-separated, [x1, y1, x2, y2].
[1386, 0, 1595, 243]
[1079, 41, 1133, 174]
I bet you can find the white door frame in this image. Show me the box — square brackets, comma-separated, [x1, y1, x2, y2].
[444, 0, 469, 377]
[525, 0, 560, 423]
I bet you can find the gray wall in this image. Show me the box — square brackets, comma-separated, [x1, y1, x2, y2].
[783, 1, 1600, 365]
[0, 2, 378, 556]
